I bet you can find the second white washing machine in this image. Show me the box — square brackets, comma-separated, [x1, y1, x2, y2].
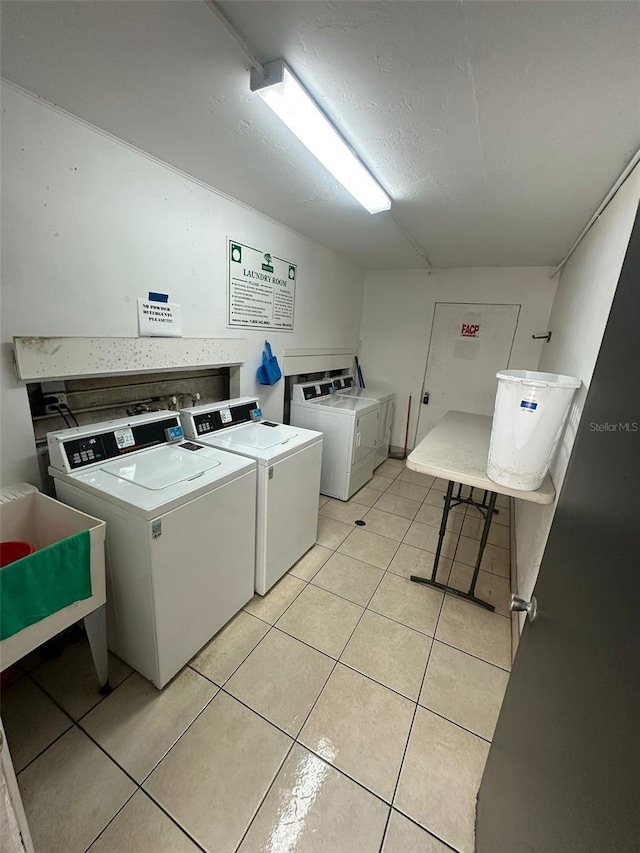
[290, 380, 379, 501]
[333, 375, 396, 468]
[180, 398, 323, 595]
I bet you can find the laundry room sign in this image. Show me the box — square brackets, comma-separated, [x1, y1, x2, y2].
[227, 239, 296, 331]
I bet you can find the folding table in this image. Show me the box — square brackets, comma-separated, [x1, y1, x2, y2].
[407, 411, 555, 611]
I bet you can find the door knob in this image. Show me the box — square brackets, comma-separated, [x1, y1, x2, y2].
[510, 594, 537, 622]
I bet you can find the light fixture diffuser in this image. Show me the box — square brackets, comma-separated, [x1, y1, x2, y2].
[250, 59, 391, 215]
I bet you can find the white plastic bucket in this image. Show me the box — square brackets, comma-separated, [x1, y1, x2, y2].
[487, 370, 581, 491]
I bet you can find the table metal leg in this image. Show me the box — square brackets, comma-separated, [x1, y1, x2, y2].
[431, 479, 454, 580]
[412, 481, 497, 612]
[448, 484, 499, 517]
[468, 490, 498, 598]
[411, 480, 454, 592]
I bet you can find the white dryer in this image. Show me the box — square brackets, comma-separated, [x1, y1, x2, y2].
[333, 375, 396, 468]
[290, 380, 379, 501]
[180, 398, 322, 595]
[48, 411, 256, 688]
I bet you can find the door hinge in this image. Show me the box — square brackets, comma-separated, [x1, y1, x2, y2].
[423, 392, 430, 405]
[152, 520, 162, 539]
[268, 466, 274, 479]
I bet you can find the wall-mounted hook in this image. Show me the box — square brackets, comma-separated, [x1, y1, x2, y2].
[532, 331, 553, 342]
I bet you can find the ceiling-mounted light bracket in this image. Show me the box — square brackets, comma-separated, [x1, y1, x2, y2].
[250, 58, 286, 89]
[250, 59, 391, 215]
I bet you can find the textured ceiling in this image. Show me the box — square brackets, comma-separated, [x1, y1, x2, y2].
[1, 0, 639, 269]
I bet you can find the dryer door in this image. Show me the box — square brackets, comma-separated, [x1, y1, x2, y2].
[377, 400, 389, 444]
[352, 409, 378, 465]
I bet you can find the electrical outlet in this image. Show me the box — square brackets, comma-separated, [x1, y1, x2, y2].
[42, 380, 67, 416]
[44, 392, 68, 415]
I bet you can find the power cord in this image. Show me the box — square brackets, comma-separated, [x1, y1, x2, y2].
[60, 402, 79, 427]
[50, 403, 71, 428]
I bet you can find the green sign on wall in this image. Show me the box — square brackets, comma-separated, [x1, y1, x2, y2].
[227, 239, 296, 331]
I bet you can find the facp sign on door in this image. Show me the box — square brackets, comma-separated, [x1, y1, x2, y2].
[461, 323, 481, 338]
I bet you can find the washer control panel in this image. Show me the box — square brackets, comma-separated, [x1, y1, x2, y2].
[293, 381, 334, 401]
[56, 416, 181, 471]
[191, 400, 259, 437]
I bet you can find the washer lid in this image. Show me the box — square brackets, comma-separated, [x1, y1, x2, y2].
[339, 386, 394, 403]
[99, 444, 220, 491]
[314, 396, 378, 413]
[222, 422, 299, 450]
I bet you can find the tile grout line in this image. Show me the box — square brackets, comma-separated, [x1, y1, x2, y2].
[219, 477, 503, 849]
[39, 598, 476, 847]
[231, 540, 397, 851]
[15, 470, 508, 852]
[413, 703, 495, 746]
[81, 787, 140, 853]
[240, 553, 318, 629]
[377, 577, 449, 853]
[232, 518, 410, 852]
[26, 655, 136, 717]
[173, 533, 371, 851]
[83, 787, 209, 853]
[228, 727, 298, 853]
[81, 671, 284, 851]
[71, 600, 322, 852]
[75, 682, 226, 847]
[427, 636, 512, 674]
[24, 691, 214, 853]
[217, 479, 509, 753]
[388, 806, 461, 853]
[15, 665, 137, 777]
[397, 487, 512, 851]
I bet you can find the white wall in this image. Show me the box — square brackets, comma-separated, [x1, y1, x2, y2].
[359, 267, 557, 449]
[515, 164, 640, 623]
[0, 84, 365, 486]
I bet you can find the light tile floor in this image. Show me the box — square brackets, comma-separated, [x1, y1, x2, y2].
[2, 459, 512, 853]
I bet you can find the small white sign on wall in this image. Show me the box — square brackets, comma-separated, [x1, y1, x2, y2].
[137, 299, 182, 337]
[460, 322, 481, 338]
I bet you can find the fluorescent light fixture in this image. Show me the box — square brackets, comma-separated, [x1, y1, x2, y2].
[250, 59, 391, 214]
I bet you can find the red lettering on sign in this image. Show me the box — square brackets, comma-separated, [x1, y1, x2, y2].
[461, 323, 480, 338]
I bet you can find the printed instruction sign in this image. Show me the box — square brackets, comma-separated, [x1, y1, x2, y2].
[228, 239, 296, 331]
[137, 299, 182, 337]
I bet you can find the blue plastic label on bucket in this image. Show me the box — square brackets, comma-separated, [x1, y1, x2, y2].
[520, 400, 538, 410]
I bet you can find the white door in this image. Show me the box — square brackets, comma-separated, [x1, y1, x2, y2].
[414, 302, 520, 446]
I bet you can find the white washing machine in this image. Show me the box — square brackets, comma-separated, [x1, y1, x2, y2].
[290, 380, 379, 501]
[180, 398, 322, 595]
[48, 411, 256, 689]
[333, 375, 396, 468]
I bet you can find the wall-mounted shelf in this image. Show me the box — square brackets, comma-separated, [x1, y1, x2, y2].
[13, 336, 246, 382]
